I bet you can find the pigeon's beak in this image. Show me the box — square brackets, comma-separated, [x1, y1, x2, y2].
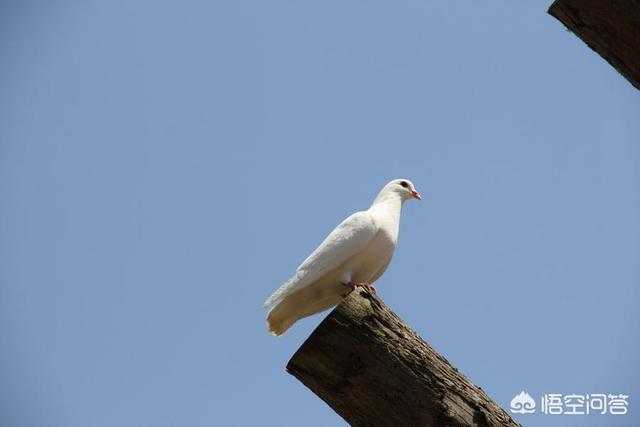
[411, 190, 422, 200]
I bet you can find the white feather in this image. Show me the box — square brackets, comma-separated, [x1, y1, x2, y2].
[264, 178, 421, 335]
[263, 211, 377, 311]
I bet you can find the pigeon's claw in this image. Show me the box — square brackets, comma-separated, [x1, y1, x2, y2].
[348, 281, 367, 290]
[341, 282, 369, 297]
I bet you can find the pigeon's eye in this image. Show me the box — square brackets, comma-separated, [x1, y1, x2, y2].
[400, 181, 409, 188]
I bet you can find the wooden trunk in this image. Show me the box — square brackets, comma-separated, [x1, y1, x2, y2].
[287, 287, 520, 427]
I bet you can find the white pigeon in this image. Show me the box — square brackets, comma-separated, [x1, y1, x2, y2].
[264, 178, 422, 336]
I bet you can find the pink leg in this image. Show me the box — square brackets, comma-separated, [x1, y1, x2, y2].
[341, 282, 370, 297]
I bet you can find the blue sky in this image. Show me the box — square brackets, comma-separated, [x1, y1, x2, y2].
[1, 1, 638, 426]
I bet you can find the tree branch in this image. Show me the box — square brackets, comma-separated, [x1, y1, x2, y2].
[548, 0, 640, 91]
[287, 287, 520, 427]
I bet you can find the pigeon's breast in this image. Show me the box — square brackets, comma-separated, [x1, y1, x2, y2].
[343, 229, 396, 283]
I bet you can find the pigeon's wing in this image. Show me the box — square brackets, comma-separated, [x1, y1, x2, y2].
[263, 211, 377, 310]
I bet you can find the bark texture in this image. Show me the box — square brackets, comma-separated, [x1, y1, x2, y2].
[549, 0, 640, 90]
[287, 287, 520, 427]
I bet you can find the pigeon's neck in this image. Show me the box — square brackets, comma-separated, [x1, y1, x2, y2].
[371, 190, 404, 209]
[369, 192, 403, 235]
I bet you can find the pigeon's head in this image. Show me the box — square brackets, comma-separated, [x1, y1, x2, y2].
[387, 178, 422, 201]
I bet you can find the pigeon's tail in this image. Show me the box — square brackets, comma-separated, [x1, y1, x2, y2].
[263, 273, 302, 310]
[265, 281, 345, 336]
[265, 288, 311, 336]
[263, 281, 298, 335]
[266, 307, 296, 336]
[262, 293, 283, 313]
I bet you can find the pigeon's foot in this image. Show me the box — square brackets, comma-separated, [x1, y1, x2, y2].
[369, 285, 377, 294]
[341, 282, 369, 297]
